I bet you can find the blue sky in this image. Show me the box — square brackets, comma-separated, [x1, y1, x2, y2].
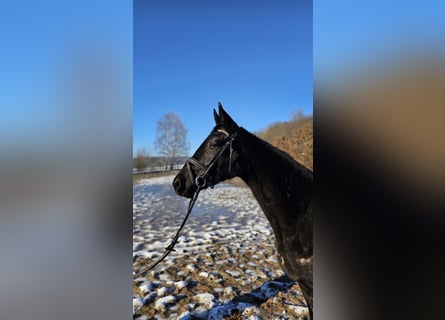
[133, 0, 313, 156]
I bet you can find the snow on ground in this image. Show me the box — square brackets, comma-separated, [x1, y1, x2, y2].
[133, 175, 309, 320]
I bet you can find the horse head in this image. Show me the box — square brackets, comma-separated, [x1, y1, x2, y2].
[173, 103, 243, 198]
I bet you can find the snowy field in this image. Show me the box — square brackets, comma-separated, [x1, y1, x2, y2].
[133, 175, 309, 320]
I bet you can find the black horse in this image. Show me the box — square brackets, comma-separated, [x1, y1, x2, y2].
[173, 103, 313, 317]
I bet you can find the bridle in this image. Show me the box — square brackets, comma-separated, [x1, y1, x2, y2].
[185, 129, 238, 189]
[133, 129, 239, 278]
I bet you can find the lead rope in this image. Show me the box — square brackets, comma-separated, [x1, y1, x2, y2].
[133, 185, 202, 278]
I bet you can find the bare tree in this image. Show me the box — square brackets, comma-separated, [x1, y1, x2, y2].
[155, 112, 189, 169]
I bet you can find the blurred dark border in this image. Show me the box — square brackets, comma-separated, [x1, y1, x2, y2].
[314, 4, 445, 318]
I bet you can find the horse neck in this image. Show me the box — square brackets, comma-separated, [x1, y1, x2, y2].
[236, 127, 313, 236]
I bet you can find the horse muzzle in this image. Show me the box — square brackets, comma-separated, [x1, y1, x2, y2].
[172, 171, 196, 198]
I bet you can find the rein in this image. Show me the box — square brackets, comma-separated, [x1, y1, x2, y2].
[133, 185, 202, 278]
[133, 130, 238, 278]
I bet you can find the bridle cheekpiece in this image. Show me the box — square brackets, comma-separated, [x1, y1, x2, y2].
[186, 129, 238, 189]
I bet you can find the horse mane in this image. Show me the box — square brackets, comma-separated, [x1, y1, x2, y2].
[236, 126, 313, 234]
[239, 127, 312, 178]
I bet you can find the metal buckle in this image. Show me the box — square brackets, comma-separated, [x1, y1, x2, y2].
[195, 176, 206, 188]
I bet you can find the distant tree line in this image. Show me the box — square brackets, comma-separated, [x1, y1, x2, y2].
[133, 152, 188, 172]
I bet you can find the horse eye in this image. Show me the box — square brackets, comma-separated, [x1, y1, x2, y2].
[209, 143, 218, 150]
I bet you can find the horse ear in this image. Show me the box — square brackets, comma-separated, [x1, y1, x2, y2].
[213, 108, 220, 125]
[218, 102, 239, 132]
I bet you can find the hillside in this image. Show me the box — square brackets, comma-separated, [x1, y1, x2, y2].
[256, 116, 313, 171]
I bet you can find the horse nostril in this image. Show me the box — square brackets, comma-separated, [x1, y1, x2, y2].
[173, 177, 181, 191]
